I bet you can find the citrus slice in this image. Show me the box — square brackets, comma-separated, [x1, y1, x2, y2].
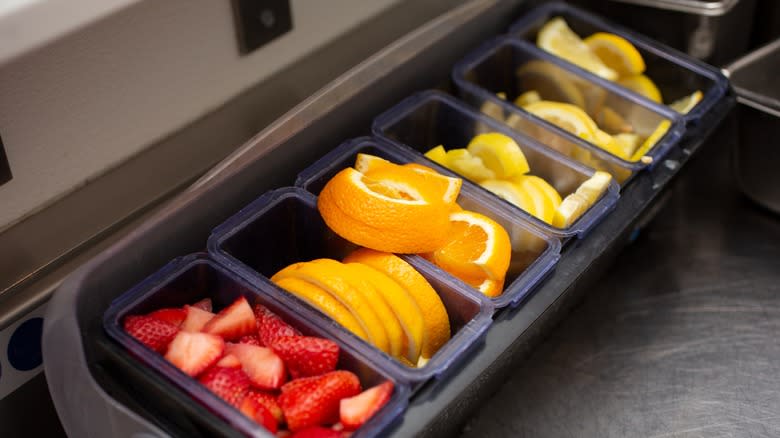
[424, 145, 448, 166]
[576, 171, 612, 204]
[613, 133, 641, 157]
[617, 74, 662, 103]
[523, 101, 600, 144]
[424, 210, 512, 283]
[515, 90, 542, 107]
[583, 32, 645, 77]
[631, 119, 671, 162]
[345, 262, 425, 364]
[669, 90, 703, 114]
[309, 259, 406, 360]
[515, 60, 586, 108]
[479, 179, 537, 216]
[446, 148, 496, 182]
[597, 106, 633, 134]
[343, 248, 450, 365]
[480, 92, 507, 121]
[463, 276, 505, 299]
[355, 154, 462, 204]
[466, 132, 530, 179]
[273, 277, 368, 341]
[318, 168, 450, 253]
[537, 17, 618, 81]
[516, 175, 562, 209]
[272, 261, 390, 354]
[514, 175, 560, 224]
[553, 193, 590, 228]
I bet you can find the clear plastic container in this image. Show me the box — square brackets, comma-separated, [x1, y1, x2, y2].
[372, 91, 621, 238]
[207, 187, 496, 384]
[103, 253, 410, 438]
[452, 38, 685, 177]
[507, 1, 730, 125]
[294, 136, 562, 309]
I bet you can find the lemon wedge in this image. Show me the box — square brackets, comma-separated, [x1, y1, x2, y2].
[537, 17, 618, 81]
[467, 132, 530, 179]
[613, 133, 641, 157]
[523, 101, 600, 143]
[517, 175, 562, 209]
[516, 60, 586, 108]
[553, 193, 590, 228]
[446, 149, 496, 182]
[480, 92, 507, 121]
[631, 120, 671, 162]
[670, 90, 703, 114]
[516, 176, 556, 224]
[618, 74, 663, 103]
[424, 145, 448, 167]
[583, 32, 645, 77]
[479, 179, 537, 216]
[576, 171, 612, 204]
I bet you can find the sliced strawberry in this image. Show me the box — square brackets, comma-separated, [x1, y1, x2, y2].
[199, 366, 251, 408]
[339, 381, 393, 430]
[271, 336, 339, 379]
[124, 315, 179, 353]
[192, 297, 213, 312]
[216, 354, 242, 369]
[181, 305, 215, 332]
[238, 335, 261, 346]
[254, 303, 300, 345]
[279, 370, 361, 431]
[165, 331, 224, 376]
[289, 427, 340, 438]
[239, 395, 278, 433]
[203, 297, 256, 341]
[225, 343, 286, 389]
[146, 308, 187, 327]
[244, 390, 283, 423]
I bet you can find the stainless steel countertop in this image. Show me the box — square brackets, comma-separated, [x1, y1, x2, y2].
[460, 116, 780, 437]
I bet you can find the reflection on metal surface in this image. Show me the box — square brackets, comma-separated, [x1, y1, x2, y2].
[609, 0, 740, 16]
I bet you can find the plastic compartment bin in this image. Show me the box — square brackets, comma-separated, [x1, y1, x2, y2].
[372, 91, 620, 239]
[207, 187, 495, 384]
[452, 37, 685, 177]
[507, 1, 729, 125]
[103, 253, 410, 438]
[294, 136, 561, 309]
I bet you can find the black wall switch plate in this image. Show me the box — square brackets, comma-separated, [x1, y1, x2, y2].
[0, 135, 11, 187]
[232, 0, 293, 55]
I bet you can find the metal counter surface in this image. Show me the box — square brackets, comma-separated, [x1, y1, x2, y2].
[460, 117, 780, 437]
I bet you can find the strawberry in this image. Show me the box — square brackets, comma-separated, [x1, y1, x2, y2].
[216, 354, 242, 369]
[244, 390, 283, 423]
[279, 370, 361, 431]
[203, 297, 256, 341]
[192, 297, 213, 312]
[124, 315, 179, 353]
[199, 366, 251, 408]
[239, 395, 278, 433]
[164, 331, 224, 376]
[146, 308, 187, 327]
[290, 427, 340, 438]
[339, 381, 393, 430]
[238, 335, 261, 346]
[181, 305, 215, 332]
[254, 304, 300, 345]
[225, 343, 286, 390]
[271, 336, 339, 378]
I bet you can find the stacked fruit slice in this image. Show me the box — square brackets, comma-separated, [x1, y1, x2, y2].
[123, 296, 394, 435]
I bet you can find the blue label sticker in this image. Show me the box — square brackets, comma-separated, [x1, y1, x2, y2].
[7, 317, 43, 371]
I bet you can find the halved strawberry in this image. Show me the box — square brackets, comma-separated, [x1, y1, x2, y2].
[203, 297, 256, 341]
[147, 308, 187, 327]
[289, 427, 340, 438]
[216, 354, 242, 369]
[239, 395, 278, 433]
[244, 390, 283, 423]
[271, 336, 339, 378]
[238, 335, 261, 346]
[165, 331, 224, 376]
[339, 381, 393, 430]
[199, 366, 251, 408]
[254, 304, 300, 345]
[279, 370, 361, 431]
[181, 305, 215, 332]
[192, 297, 213, 312]
[124, 315, 179, 353]
[225, 343, 286, 389]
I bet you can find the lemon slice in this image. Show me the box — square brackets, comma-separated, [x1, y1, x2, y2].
[516, 60, 586, 108]
[617, 74, 663, 103]
[613, 133, 641, 157]
[670, 90, 703, 114]
[424, 145, 448, 167]
[598, 106, 633, 134]
[466, 132, 530, 179]
[517, 177, 556, 224]
[480, 92, 507, 122]
[515, 175, 562, 209]
[537, 17, 618, 81]
[583, 32, 645, 77]
[479, 179, 537, 216]
[446, 149, 496, 182]
[514, 90, 541, 107]
[631, 120, 671, 162]
[553, 193, 590, 228]
[523, 101, 600, 143]
[576, 171, 612, 204]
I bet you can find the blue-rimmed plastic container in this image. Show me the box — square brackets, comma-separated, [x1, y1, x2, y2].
[294, 136, 561, 309]
[452, 37, 685, 178]
[507, 1, 730, 126]
[103, 253, 410, 438]
[372, 91, 620, 239]
[207, 187, 495, 385]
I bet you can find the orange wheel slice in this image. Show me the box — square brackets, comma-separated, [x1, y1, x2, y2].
[463, 276, 505, 298]
[355, 154, 462, 205]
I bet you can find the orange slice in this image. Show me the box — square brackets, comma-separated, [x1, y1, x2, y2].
[273, 277, 368, 341]
[343, 248, 450, 366]
[355, 154, 462, 204]
[424, 210, 511, 283]
[318, 168, 450, 253]
[463, 276, 505, 298]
